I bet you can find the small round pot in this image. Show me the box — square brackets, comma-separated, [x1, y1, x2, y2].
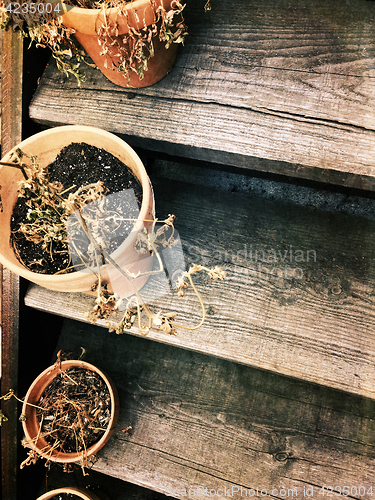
[0, 125, 155, 295]
[22, 360, 119, 464]
[59, 0, 179, 87]
[37, 486, 102, 500]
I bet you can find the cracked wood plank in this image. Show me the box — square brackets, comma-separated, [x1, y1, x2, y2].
[51, 320, 375, 499]
[24, 177, 375, 399]
[29, 0, 375, 189]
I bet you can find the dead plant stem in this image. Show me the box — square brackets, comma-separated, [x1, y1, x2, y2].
[0, 160, 28, 178]
[0, 389, 45, 411]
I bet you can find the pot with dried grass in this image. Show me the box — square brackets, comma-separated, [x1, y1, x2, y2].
[0, 0, 187, 87]
[0, 125, 155, 295]
[59, 0, 186, 87]
[21, 359, 119, 469]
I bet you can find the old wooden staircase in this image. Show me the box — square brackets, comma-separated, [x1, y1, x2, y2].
[1, 0, 375, 498]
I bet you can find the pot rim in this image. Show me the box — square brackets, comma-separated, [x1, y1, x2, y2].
[37, 485, 102, 500]
[59, 0, 149, 17]
[22, 359, 119, 464]
[55, 0, 173, 35]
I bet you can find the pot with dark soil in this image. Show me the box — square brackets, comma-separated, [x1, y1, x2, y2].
[22, 359, 119, 467]
[37, 486, 102, 500]
[0, 125, 155, 295]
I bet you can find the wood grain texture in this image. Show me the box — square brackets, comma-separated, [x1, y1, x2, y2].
[0, 32, 2, 137]
[50, 320, 375, 499]
[1, 30, 22, 154]
[29, 0, 375, 189]
[24, 177, 375, 399]
[0, 28, 22, 500]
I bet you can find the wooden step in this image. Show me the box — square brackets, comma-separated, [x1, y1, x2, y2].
[37, 317, 375, 499]
[29, 0, 375, 190]
[24, 173, 375, 399]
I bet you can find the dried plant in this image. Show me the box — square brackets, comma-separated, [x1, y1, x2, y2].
[85, 213, 226, 336]
[0, 0, 188, 85]
[4, 148, 225, 337]
[0, 353, 113, 474]
[6, 149, 108, 272]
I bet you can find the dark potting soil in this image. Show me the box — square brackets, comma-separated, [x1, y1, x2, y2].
[11, 142, 143, 274]
[36, 367, 112, 454]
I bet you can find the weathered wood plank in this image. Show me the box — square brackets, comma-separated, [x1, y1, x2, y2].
[0, 32, 2, 138]
[47, 320, 375, 499]
[1, 30, 22, 154]
[0, 28, 23, 500]
[24, 176, 375, 399]
[29, 0, 375, 189]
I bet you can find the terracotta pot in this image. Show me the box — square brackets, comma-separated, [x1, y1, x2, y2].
[0, 125, 155, 295]
[22, 360, 119, 464]
[59, 0, 179, 87]
[37, 486, 102, 500]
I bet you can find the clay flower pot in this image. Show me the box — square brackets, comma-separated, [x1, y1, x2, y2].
[0, 125, 154, 295]
[22, 360, 119, 464]
[37, 486, 102, 500]
[59, 0, 180, 87]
